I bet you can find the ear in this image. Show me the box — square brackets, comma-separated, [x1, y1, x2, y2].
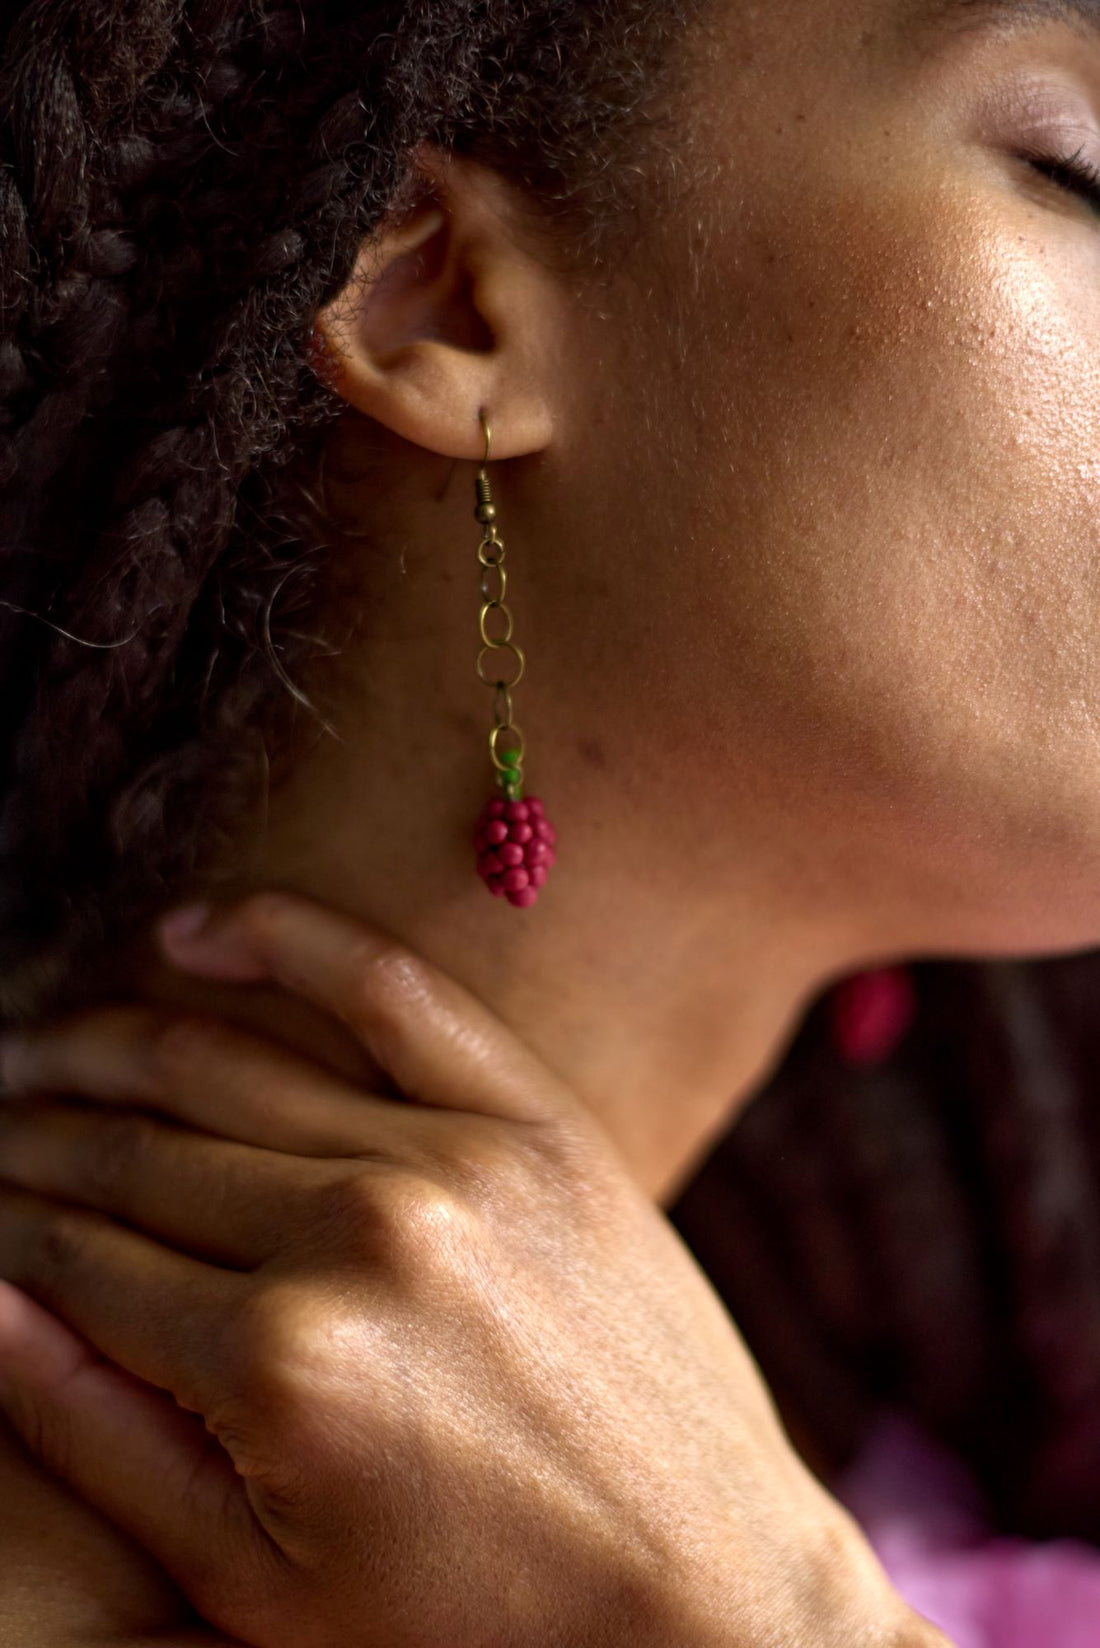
[312, 147, 559, 462]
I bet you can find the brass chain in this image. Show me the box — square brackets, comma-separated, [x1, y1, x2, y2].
[475, 413, 527, 802]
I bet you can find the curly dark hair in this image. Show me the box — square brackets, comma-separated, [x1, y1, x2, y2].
[0, 0, 703, 1020]
[6, 0, 1100, 1556]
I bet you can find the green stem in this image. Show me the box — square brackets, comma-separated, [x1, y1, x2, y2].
[498, 752, 524, 803]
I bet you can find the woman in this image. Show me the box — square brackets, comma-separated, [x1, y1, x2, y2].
[0, 0, 1098, 1639]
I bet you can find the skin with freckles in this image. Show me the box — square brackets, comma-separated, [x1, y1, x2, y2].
[109, 0, 1100, 1208]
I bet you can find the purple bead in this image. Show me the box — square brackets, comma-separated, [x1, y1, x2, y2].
[481, 851, 504, 876]
[509, 822, 534, 845]
[499, 843, 525, 868]
[488, 800, 506, 818]
[504, 801, 530, 822]
[507, 886, 539, 908]
[486, 820, 509, 846]
[526, 798, 545, 819]
[530, 864, 548, 889]
[488, 874, 508, 897]
[526, 839, 548, 865]
[535, 819, 553, 841]
[503, 867, 530, 893]
[544, 848, 557, 868]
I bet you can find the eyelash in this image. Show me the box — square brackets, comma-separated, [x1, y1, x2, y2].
[1023, 144, 1100, 214]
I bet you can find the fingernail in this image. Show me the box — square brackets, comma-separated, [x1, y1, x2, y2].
[157, 904, 269, 983]
[159, 904, 213, 947]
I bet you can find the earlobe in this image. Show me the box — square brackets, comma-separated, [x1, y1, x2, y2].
[311, 152, 556, 462]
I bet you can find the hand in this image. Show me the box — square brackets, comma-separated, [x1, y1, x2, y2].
[0, 1405, 225, 1648]
[0, 892, 944, 1648]
[0, 1391, 242, 1646]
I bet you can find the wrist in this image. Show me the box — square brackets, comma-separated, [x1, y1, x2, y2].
[623, 1512, 956, 1648]
[790, 1518, 955, 1648]
[783, 1517, 956, 1648]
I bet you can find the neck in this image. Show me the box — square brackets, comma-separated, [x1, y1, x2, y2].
[104, 735, 849, 1205]
[110, 889, 833, 1209]
[97, 429, 871, 1206]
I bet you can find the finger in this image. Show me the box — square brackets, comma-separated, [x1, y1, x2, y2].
[0, 1188, 241, 1414]
[159, 891, 581, 1127]
[0, 1280, 263, 1609]
[0, 1004, 434, 1158]
[0, 1096, 335, 1267]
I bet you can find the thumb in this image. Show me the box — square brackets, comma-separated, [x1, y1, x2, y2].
[0, 1280, 259, 1601]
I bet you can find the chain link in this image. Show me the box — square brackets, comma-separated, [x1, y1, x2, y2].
[475, 452, 527, 800]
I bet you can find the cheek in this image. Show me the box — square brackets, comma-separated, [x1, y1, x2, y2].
[662, 177, 1100, 828]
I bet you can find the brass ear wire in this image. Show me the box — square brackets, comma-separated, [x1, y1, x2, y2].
[470, 409, 557, 907]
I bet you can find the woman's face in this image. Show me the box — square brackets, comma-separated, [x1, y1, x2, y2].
[547, 0, 1100, 959]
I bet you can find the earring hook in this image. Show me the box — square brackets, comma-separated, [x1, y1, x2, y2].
[479, 409, 492, 467]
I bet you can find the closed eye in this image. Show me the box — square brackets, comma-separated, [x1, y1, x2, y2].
[1023, 145, 1100, 213]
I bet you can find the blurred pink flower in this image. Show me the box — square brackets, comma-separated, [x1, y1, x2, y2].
[839, 1412, 1100, 1647]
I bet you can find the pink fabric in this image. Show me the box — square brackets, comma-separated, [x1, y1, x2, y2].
[838, 1413, 1100, 1646]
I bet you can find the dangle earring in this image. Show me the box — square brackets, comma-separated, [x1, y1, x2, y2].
[471, 410, 557, 907]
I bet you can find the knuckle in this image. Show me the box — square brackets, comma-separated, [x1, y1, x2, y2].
[312, 1166, 400, 1260]
[350, 943, 433, 1017]
[32, 1203, 88, 1282]
[377, 1174, 477, 1273]
[321, 1166, 475, 1274]
[79, 1110, 152, 1203]
[225, 1282, 330, 1410]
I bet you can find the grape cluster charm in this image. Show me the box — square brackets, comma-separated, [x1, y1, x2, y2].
[475, 793, 557, 907]
[472, 413, 557, 907]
